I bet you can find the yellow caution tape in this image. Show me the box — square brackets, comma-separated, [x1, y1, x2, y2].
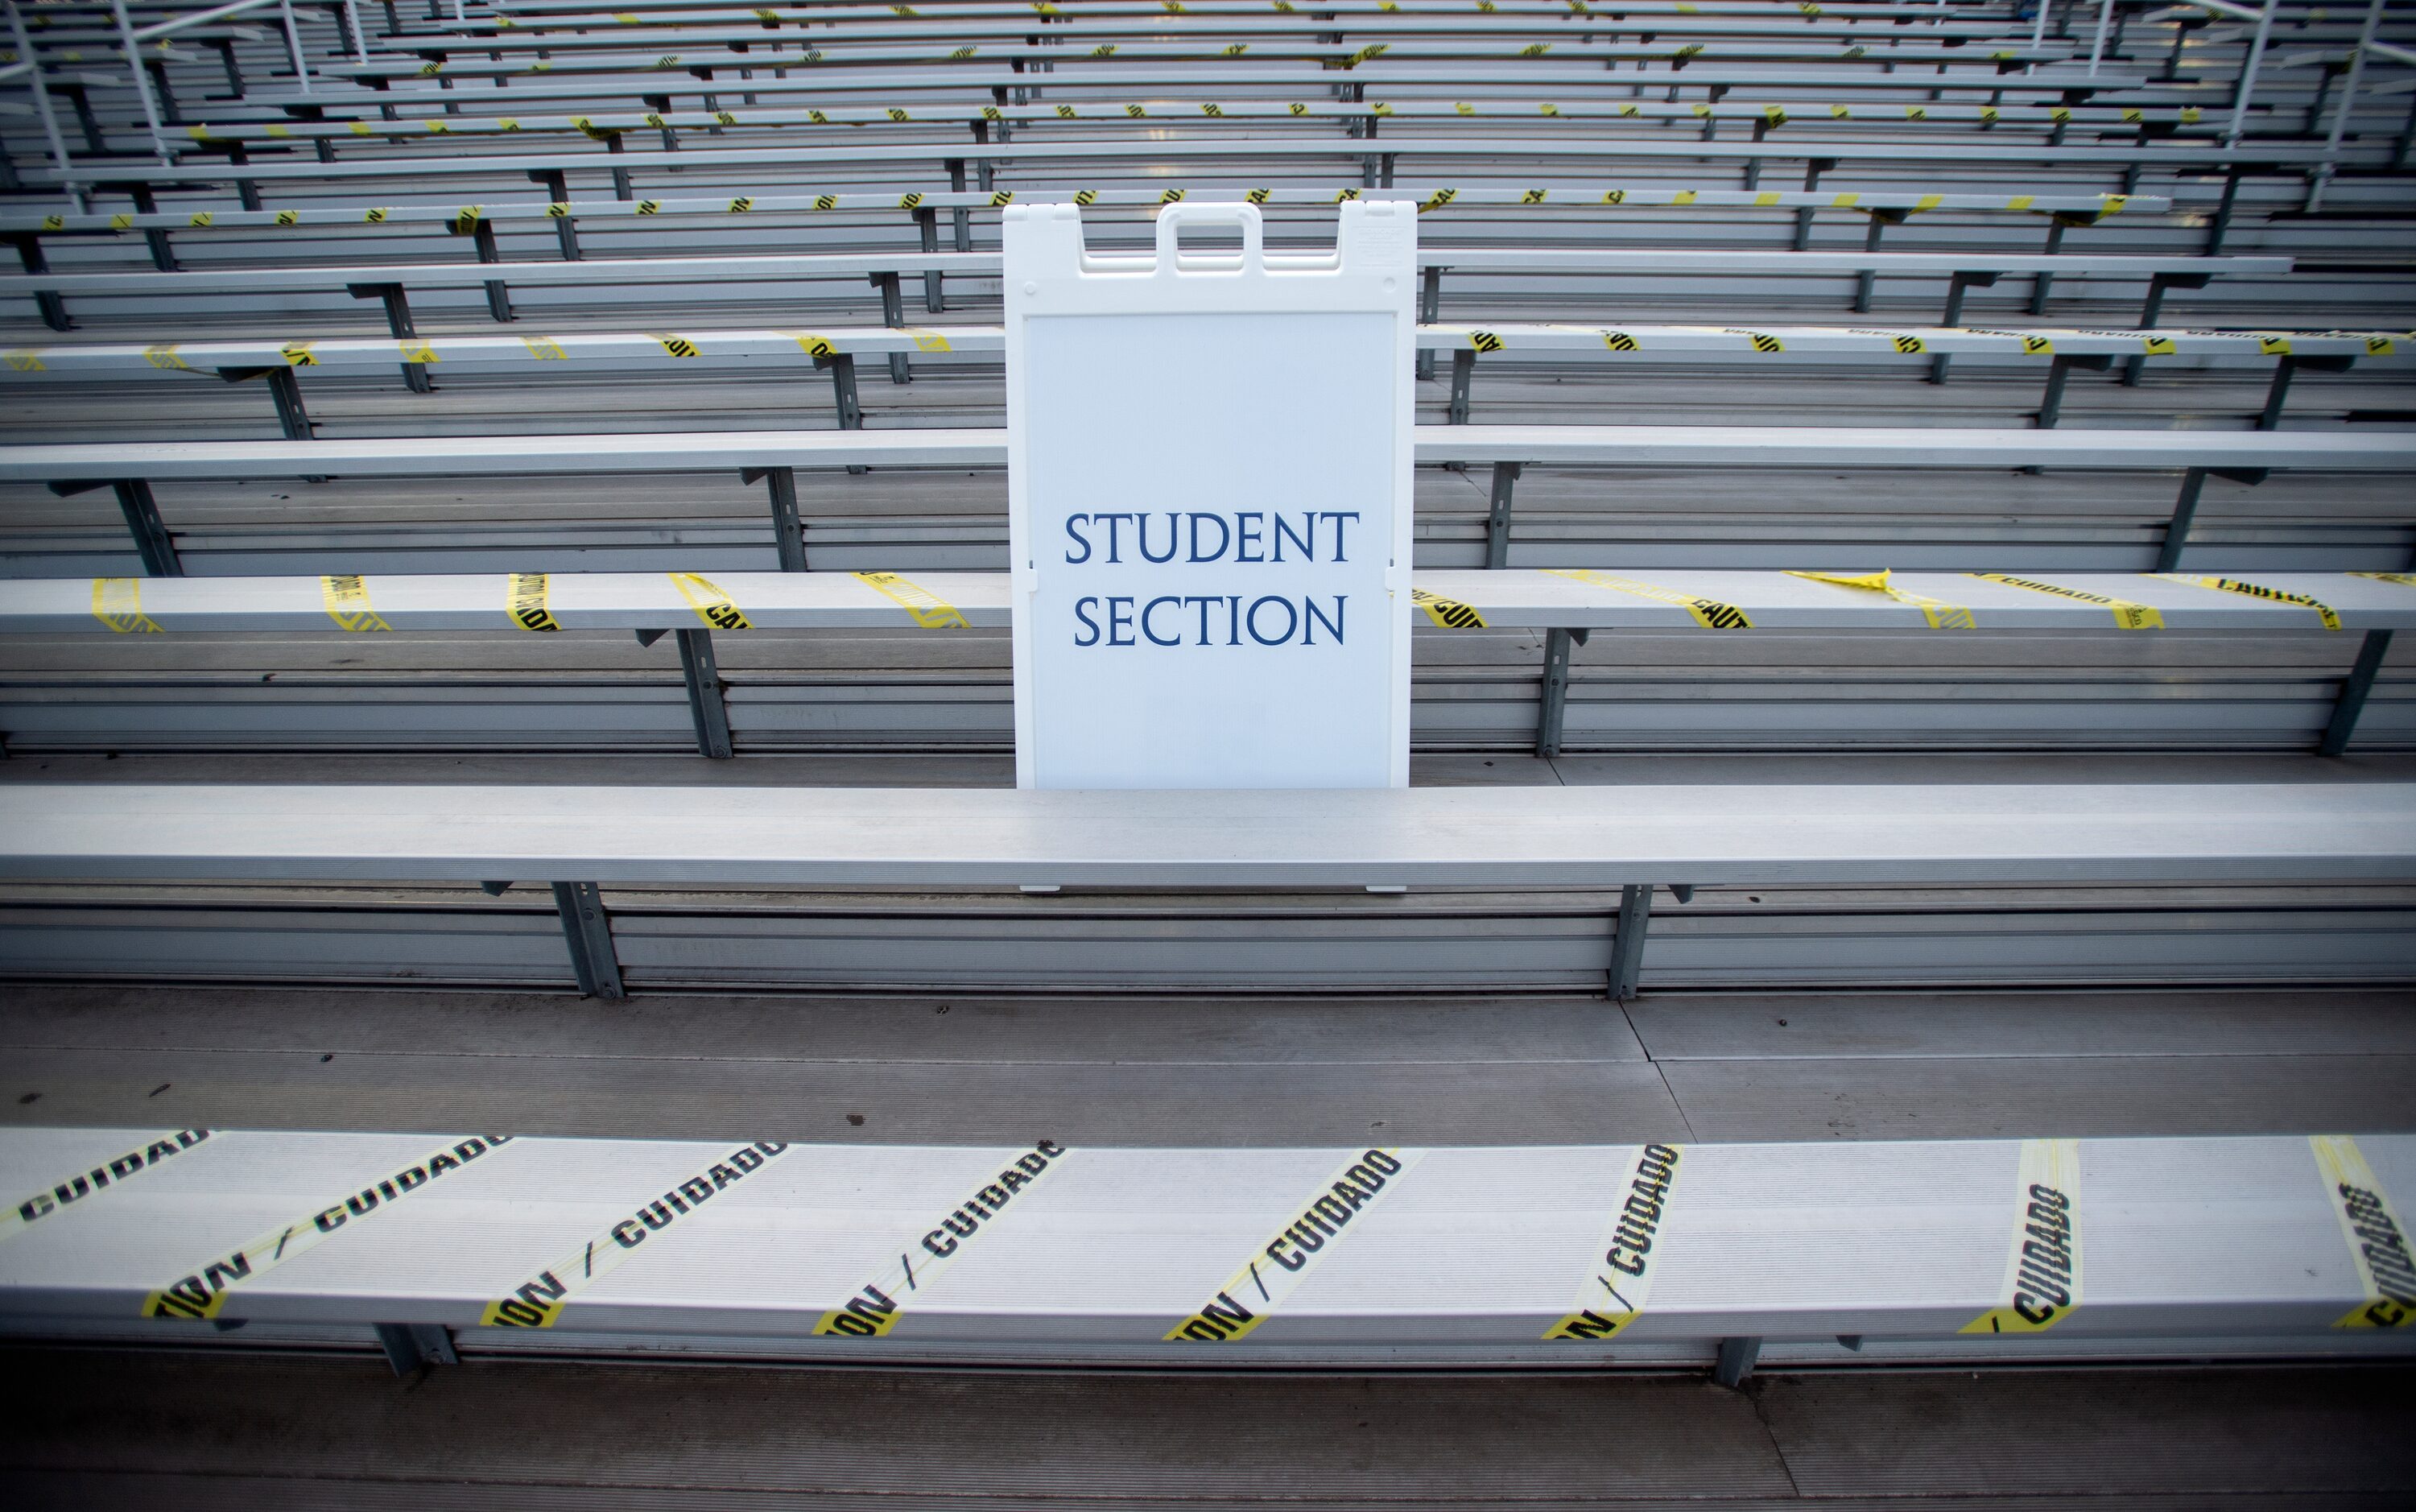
[1786, 569, 1972, 630]
[815, 1140, 1071, 1338]
[2352, 572, 2416, 586]
[2311, 1135, 2414, 1329]
[1971, 574, 2162, 630]
[507, 572, 560, 632]
[481, 1142, 785, 1328]
[2151, 573, 2339, 630]
[854, 571, 967, 629]
[1546, 1142, 1683, 1341]
[280, 342, 316, 367]
[320, 575, 390, 632]
[149, 1135, 512, 1320]
[651, 333, 702, 358]
[92, 577, 163, 634]
[669, 572, 750, 631]
[522, 337, 568, 361]
[1544, 569, 1752, 630]
[142, 345, 188, 370]
[1960, 1138, 2081, 1335]
[2, 1128, 212, 1241]
[5, 349, 47, 372]
[1410, 588, 1487, 629]
[1169, 1148, 1420, 1342]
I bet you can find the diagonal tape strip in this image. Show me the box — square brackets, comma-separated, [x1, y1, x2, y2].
[1546, 1142, 1684, 1341]
[854, 571, 967, 629]
[2152, 573, 2339, 630]
[2311, 1135, 2415, 1329]
[669, 572, 750, 630]
[482, 1141, 790, 1328]
[1960, 1138, 2081, 1335]
[92, 577, 163, 634]
[1971, 574, 2162, 630]
[320, 574, 390, 632]
[1169, 1148, 1422, 1342]
[816, 1140, 1071, 1337]
[1544, 569, 1752, 630]
[147, 1135, 514, 1320]
[1788, 569, 1973, 629]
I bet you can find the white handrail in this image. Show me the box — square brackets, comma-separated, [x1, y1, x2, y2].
[2225, 0, 2277, 146]
[131, 0, 291, 43]
[109, 0, 172, 164]
[2308, 0, 2393, 212]
[2, 0, 76, 191]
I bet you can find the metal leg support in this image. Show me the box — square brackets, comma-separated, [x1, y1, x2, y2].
[742, 465, 807, 571]
[1852, 213, 1891, 314]
[113, 481, 180, 576]
[2155, 467, 2208, 572]
[1713, 1336, 1762, 1389]
[2034, 353, 2111, 430]
[816, 353, 867, 473]
[675, 627, 734, 759]
[2320, 630, 2393, 758]
[460, 220, 511, 322]
[529, 170, 580, 259]
[2125, 271, 2207, 386]
[915, 206, 944, 311]
[374, 1324, 457, 1376]
[2256, 357, 2350, 432]
[130, 187, 177, 271]
[1416, 265, 1441, 382]
[10, 237, 71, 333]
[226, 147, 262, 213]
[1484, 461, 1521, 569]
[1608, 882, 1650, 1002]
[2205, 170, 2240, 256]
[2157, 465, 2262, 572]
[265, 367, 314, 440]
[1536, 626, 1588, 758]
[948, 159, 972, 251]
[1448, 349, 1476, 424]
[349, 281, 430, 392]
[2030, 218, 2067, 316]
[1792, 157, 1833, 252]
[47, 478, 182, 576]
[873, 271, 910, 383]
[215, 366, 322, 477]
[551, 881, 626, 998]
[1929, 270, 1999, 383]
[818, 353, 864, 428]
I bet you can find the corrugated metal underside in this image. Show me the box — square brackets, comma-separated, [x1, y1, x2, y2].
[2, 626, 2409, 754]
[4, 880, 2410, 991]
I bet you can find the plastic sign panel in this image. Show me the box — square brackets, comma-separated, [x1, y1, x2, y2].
[1003, 201, 1417, 788]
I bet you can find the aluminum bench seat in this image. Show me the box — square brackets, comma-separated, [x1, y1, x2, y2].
[20, 132, 2389, 197]
[3, 777, 2410, 888]
[3, 1123, 2406, 1365]
[10, 568, 2412, 635]
[0, 183, 2158, 245]
[8, 424, 2407, 483]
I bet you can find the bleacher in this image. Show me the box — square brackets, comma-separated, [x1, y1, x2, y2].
[2, 0, 2414, 1498]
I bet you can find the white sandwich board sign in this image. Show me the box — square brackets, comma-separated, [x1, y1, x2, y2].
[1002, 201, 1418, 789]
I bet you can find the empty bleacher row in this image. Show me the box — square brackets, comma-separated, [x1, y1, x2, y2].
[3, 0, 2415, 1411]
